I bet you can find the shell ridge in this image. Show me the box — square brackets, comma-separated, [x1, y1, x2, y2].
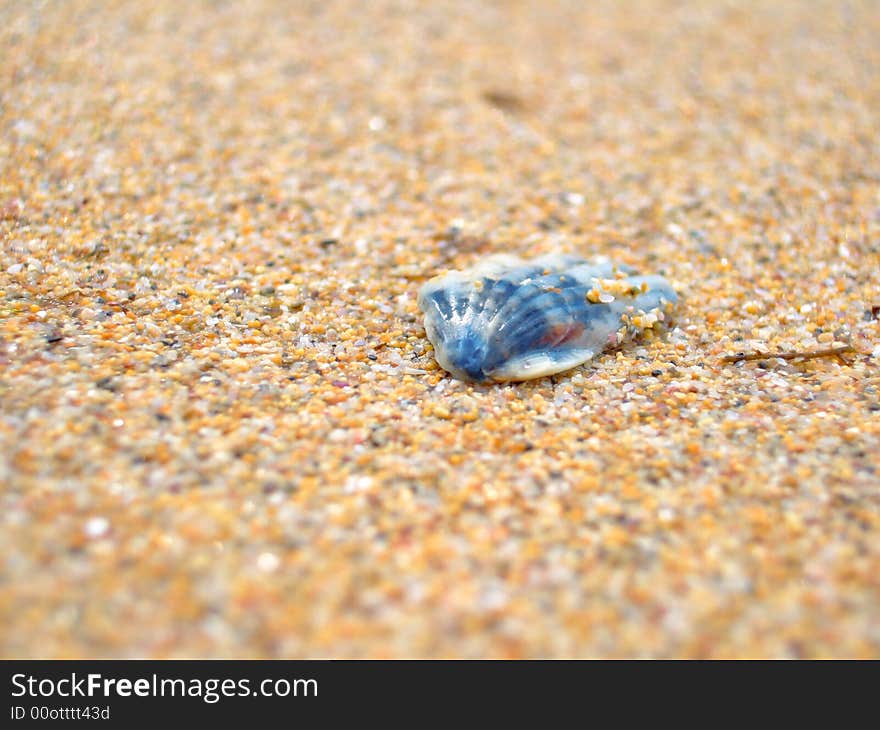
[499, 288, 577, 351]
[468, 274, 516, 330]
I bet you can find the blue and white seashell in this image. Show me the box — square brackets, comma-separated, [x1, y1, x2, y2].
[418, 254, 677, 382]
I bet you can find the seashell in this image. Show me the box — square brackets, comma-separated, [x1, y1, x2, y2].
[418, 253, 678, 382]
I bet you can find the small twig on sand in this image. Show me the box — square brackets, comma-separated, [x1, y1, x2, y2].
[721, 343, 857, 365]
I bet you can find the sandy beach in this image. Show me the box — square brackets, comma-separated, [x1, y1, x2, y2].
[1, 0, 879, 657]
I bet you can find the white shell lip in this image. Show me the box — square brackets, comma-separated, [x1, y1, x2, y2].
[484, 348, 597, 382]
[418, 254, 677, 383]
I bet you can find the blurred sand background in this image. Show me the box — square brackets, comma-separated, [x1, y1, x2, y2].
[1, 0, 879, 657]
